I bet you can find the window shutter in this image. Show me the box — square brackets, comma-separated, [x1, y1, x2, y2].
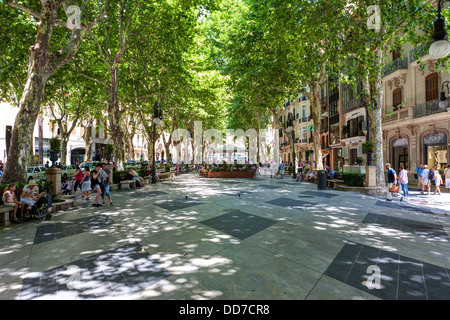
[393, 88, 402, 111]
[425, 73, 438, 102]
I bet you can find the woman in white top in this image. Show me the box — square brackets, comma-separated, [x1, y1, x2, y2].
[433, 168, 443, 195]
[398, 165, 409, 201]
[445, 165, 450, 192]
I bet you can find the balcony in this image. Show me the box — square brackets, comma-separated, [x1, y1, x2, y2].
[413, 99, 448, 119]
[383, 107, 412, 124]
[342, 96, 364, 113]
[381, 57, 408, 78]
[409, 44, 428, 63]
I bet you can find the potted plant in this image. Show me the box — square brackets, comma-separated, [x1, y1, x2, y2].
[49, 137, 61, 168]
[105, 144, 114, 164]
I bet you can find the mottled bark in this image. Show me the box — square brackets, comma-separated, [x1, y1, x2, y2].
[311, 85, 323, 171]
[374, 79, 385, 187]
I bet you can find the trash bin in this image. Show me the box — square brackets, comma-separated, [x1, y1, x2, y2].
[317, 170, 327, 190]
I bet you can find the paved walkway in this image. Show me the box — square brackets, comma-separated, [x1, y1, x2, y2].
[0, 174, 449, 300]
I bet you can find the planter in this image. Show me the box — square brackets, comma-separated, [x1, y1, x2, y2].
[207, 171, 255, 178]
[367, 152, 374, 166]
[49, 150, 59, 168]
[105, 153, 112, 164]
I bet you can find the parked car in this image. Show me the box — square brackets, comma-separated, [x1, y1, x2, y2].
[79, 161, 99, 172]
[61, 165, 76, 181]
[124, 160, 138, 169]
[27, 166, 47, 182]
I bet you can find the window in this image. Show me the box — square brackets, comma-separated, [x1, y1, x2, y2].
[392, 47, 401, 61]
[393, 88, 402, 111]
[425, 73, 439, 102]
[301, 105, 307, 121]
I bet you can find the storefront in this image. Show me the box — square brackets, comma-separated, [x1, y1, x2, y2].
[391, 137, 409, 170]
[70, 148, 85, 165]
[423, 132, 448, 170]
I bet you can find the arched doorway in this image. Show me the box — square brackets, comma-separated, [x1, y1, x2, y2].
[391, 136, 409, 171]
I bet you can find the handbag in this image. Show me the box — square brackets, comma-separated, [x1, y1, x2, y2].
[389, 185, 399, 193]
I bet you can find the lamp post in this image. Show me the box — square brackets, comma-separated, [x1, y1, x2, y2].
[286, 113, 297, 180]
[429, 0, 450, 59]
[152, 102, 162, 184]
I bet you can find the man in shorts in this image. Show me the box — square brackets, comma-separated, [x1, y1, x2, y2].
[415, 163, 424, 190]
[100, 163, 113, 206]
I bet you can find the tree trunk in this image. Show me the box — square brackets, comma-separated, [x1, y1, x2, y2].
[108, 66, 125, 170]
[61, 136, 69, 165]
[1, 74, 47, 184]
[311, 86, 323, 171]
[374, 79, 385, 187]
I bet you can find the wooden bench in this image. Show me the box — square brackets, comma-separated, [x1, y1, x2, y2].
[119, 173, 136, 189]
[0, 205, 14, 226]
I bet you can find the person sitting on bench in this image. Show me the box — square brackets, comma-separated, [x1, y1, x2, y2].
[20, 179, 45, 219]
[326, 166, 335, 179]
[128, 167, 144, 186]
[305, 169, 316, 182]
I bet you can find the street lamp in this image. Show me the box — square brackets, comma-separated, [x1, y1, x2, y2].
[152, 102, 162, 184]
[429, 0, 450, 59]
[285, 113, 297, 180]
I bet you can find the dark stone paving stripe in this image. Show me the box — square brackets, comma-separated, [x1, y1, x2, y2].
[324, 241, 450, 300]
[19, 243, 170, 300]
[33, 215, 115, 244]
[200, 210, 277, 240]
[362, 213, 449, 242]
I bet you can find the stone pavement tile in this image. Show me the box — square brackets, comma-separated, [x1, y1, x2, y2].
[171, 242, 322, 300]
[27, 227, 129, 273]
[20, 242, 171, 300]
[200, 210, 278, 241]
[324, 241, 450, 300]
[245, 222, 347, 273]
[129, 278, 201, 300]
[140, 224, 241, 276]
[306, 275, 380, 300]
[153, 198, 206, 212]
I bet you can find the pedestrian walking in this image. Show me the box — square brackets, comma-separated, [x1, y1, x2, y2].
[81, 167, 91, 200]
[91, 165, 103, 207]
[386, 163, 397, 201]
[415, 163, 424, 190]
[100, 163, 113, 206]
[433, 168, 443, 195]
[421, 165, 431, 195]
[73, 165, 83, 197]
[445, 164, 450, 192]
[398, 165, 409, 201]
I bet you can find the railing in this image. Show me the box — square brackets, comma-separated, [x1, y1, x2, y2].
[381, 57, 408, 78]
[413, 99, 447, 118]
[410, 44, 428, 63]
[342, 96, 364, 113]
